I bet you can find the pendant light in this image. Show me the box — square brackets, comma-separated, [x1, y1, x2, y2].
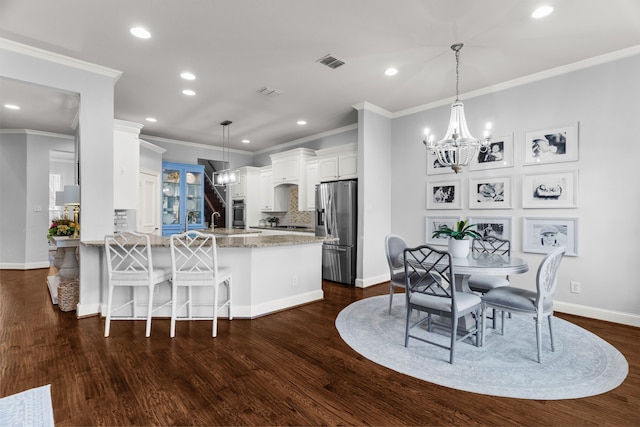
[423, 43, 492, 173]
[214, 120, 239, 186]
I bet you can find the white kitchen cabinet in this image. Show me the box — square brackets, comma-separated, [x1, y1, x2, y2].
[316, 143, 358, 182]
[305, 160, 318, 211]
[113, 119, 143, 209]
[259, 167, 273, 211]
[270, 148, 316, 210]
[231, 170, 247, 199]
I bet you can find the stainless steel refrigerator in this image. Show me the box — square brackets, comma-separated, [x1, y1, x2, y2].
[315, 180, 357, 285]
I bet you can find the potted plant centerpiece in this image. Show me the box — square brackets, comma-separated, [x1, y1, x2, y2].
[431, 219, 482, 258]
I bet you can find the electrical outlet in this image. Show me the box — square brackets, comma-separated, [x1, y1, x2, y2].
[570, 281, 581, 294]
[291, 275, 298, 287]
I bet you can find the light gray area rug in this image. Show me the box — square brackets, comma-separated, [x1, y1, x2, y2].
[336, 295, 628, 400]
[0, 384, 55, 426]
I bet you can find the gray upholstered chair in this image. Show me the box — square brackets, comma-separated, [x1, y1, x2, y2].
[482, 246, 566, 363]
[469, 236, 511, 327]
[403, 244, 482, 364]
[385, 234, 408, 314]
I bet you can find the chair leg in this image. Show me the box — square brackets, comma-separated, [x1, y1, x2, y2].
[501, 311, 506, 335]
[145, 284, 154, 338]
[212, 283, 219, 338]
[105, 285, 115, 337]
[474, 309, 480, 347]
[481, 304, 487, 347]
[170, 284, 178, 338]
[492, 308, 497, 329]
[404, 307, 412, 347]
[536, 316, 542, 363]
[450, 315, 458, 364]
[388, 285, 394, 314]
[548, 315, 555, 352]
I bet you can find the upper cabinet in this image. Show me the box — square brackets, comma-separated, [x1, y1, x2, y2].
[270, 148, 316, 186]
[305, 160, 319, 211]
[259, 167, 274, 211]
[113, 120, 143, 209]
[316, 143, 358, 182]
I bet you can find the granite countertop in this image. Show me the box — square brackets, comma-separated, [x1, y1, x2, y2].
[200, 228, 262, 236]
[250, 226, 315, 233]
[83, 233, 333, 248]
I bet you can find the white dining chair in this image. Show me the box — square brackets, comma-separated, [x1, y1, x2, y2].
[169, 231, 232, 337]
[385, 234, 408, 314]
[104, 231, 171, 337]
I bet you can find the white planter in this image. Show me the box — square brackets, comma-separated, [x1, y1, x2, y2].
[448, 239, 470, 258]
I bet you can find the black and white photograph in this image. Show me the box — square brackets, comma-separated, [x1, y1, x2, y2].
[523, 170, 578, 208]
[468, 216, 512, 241]
[425, 215, 461, 245]
[524, 122, 579, 165]
[522, 217, 578, 256]
[470, 134, 514, 171]
[469, 176, 512, 209]
[426, 151, 456, 176]
[426, 180, 461, 209]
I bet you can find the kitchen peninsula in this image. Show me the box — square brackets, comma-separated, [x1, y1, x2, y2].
[83, 231, 331, 320]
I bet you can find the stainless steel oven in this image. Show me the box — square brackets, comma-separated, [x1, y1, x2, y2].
[232, 199, 245, 229]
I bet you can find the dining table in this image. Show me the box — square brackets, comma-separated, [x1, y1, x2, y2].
[401, 250, 529, 332]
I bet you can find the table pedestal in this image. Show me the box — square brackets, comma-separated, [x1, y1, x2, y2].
[48, 236, 80, 306]
[58, 246, 79, 278]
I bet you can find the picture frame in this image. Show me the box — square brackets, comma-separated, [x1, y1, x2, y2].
[468, 176, 512, 209]
[426, 180, 461, 209]
[522, 217, 578, 256]
[468, 216, 512, 241]
[522, 170, 578, 208]
[469, 134, 514, 171]
[524, 122, 579, 165]
[425, 215, 461, 245]
[426, 151, 456, 176]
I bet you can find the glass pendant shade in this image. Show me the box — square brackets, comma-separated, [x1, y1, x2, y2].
[214, 120, 239, 186]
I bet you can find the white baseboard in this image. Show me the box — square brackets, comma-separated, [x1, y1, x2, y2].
[356, 273, 389, 288]
[76, 303, 101, 318]
[233, 290, 325, 318]
[554, 301, 640, 327]
[0, 261, 50, 270]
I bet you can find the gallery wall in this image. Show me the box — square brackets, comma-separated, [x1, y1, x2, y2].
[389, 50, 640, 325]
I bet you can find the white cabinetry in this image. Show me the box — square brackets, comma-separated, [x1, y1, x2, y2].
[305, 160, 319, 211]
[231, 170, 247, 199]
[233, 166, 260, 227]
[259, 167, 273, 211]
[316, 143, 358, 182]
[270, 148, 316, 211]
[113, 119, 143, 209]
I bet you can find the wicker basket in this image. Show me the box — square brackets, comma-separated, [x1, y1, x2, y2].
[58, 278, 79, 312]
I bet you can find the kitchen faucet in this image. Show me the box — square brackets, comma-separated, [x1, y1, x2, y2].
[184, 211, 194, 232]
[211, 211, 221, 229]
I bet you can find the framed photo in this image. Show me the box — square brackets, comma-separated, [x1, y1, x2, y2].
[524, 122, 579, 165]
[426, 180, 461, 209]
[426, 151, 456, 176]
[522, 170, 578, 208]
[522, 217, 578, 256]
[468, 216, 512, 241]
[468, 176, 512, 209]
[469, 134, 514, 171]
[425, 215, 460, 245]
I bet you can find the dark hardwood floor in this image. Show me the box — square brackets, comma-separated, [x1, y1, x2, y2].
[1, 267, 638, 426]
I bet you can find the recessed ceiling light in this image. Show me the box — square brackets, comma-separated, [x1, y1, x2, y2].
[182, 89, 196, 96]
[242, 139, 250, 144]
[146, 117, 157, 123]
[130, 26, 151, 39]
[532, 5, 554, 19]
[4, 104, 20, 110]
[180, 72, 196, 80]
[297, 120, 307, 125]
[384, 67, 398, 76]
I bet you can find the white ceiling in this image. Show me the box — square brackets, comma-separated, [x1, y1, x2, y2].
[1, 0, 639, 152]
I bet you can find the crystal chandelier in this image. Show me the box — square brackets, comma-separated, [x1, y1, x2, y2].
[214, 120, 239, 186]
[423, 43, 492, 174]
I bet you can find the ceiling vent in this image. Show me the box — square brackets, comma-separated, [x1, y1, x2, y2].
[317, 54, 346, 69]
[256, 86, 281, 96]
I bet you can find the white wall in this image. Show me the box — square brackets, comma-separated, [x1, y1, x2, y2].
[388, 50, 640, 326]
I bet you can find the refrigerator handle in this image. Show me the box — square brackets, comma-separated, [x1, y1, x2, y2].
[326, 193, 332, 235]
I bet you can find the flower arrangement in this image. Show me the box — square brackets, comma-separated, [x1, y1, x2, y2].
[431, 219, 481, 241]
[48, 218, 78, 239]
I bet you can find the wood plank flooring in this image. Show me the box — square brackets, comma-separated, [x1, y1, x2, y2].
[1, 267, 638, 426]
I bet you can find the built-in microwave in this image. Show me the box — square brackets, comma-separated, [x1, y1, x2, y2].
[232, 199, 245, 229]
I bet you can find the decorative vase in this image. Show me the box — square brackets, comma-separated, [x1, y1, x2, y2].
[448, 239, 470, 258]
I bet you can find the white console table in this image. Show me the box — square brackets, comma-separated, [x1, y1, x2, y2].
[47, 236, 80, 304]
